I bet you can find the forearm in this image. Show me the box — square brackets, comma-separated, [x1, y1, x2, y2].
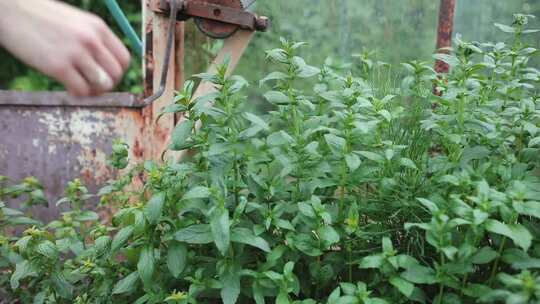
[0, 1, 20, 42]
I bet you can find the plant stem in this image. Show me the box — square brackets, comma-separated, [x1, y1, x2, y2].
[233, 153, 239, 205]
[347, 241, 352, 282]
[438, 234, 445, 304]
[488, 237, 507, 286]
[438, 283, 444, 304]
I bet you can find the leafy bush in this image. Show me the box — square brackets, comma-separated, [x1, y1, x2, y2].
[2, 14, 540, 304]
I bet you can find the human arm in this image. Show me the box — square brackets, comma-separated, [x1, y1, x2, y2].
[0, 0, 131, 96]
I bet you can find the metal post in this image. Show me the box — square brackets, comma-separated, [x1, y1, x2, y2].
[142, 0, 182, 160]
[435, 0, 456, 73]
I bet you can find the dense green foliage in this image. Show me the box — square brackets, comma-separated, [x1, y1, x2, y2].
[2, 14, 540, 304]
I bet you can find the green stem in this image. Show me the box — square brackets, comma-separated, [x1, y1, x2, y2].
[437, 283, 444, 304]
[438, 234, 446, 304]
[457, 95, 465, 133]
[488, 237, 507, 286]
[233, 153, 239, 206]
[347, 241, 352, 282]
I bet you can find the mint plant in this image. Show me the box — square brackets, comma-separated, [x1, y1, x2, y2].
[1, 14, 540, 304]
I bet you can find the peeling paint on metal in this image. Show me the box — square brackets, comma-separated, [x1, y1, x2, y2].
[0, 104, 145, 222]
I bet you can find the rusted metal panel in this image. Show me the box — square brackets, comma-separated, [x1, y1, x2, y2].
[0, 93, 144, 222]
[435, 0, 456, 73]
[0, 91, 142, 108]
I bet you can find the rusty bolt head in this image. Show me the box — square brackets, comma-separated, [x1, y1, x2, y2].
[255, 16, 269, 32]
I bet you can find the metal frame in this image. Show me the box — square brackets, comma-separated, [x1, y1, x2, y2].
[435, 0, 456, 73]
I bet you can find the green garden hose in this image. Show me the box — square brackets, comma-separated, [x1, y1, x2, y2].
[103, 0, 143, 57]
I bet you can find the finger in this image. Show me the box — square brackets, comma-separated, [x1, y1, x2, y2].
[101, 27, 131, 71]
[93, 41, 124, 85]
[75, 53, 114, 95]
[54, 65, 91, 97]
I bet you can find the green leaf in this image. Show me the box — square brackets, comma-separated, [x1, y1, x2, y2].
[345, 153, 361, 171]
[210, 208, 230, 256]
[400, 265, 437, 284]
[461, 146, 490, 164]
[220, 263, 241, 304]
[472, 247, 498, 264]
[276, 291, 290, 304]
[382, 237, 394, 254]
[51, 272, 73, 299]
[8, 216, 41, 226]
[294, 57, 320, 78]
[143, 192, 165, 224]
[137, 246, 155, 288]
[10, 260, 34, 289]
[33, 292, 46, 304]
[433, 53, 459, 67]
[513, 200, 540, 219]
[266, 48, 287, 63]
[111, 226, 134, 253]
[416, 198, 439, 213]
[239, 125, 264, 139]
[357, 151, 384, 163]
[94, 235, 111, 255]
[112, 271, 139, 295]
[377, 109, 391, 122]
[170, 120, 195, 151]
[494, 23, 516, 33]
[14, 236, 31, 253]
[231, 227, 271, 252]
[267, 131, 294, 146]
[175, 224, 213, 244]
[158, 104, 188, 121]
[485, 219, 532, 251]
[328, 287, 341, 304]
[317, 226, 340, 247]
[298, 202, 316, 218]
[508, 257, 540, 270]
[293, 233, 322, 257]
[390, 276, 414, 297]
[244, 112, 269, 130]
[340, 282, 357, 295]
[400, 158, 417, 170]
[324, 134, 346, 154]
[528, 136, 540, 147]
[264, 91, 290, 105]
[182, 186, 210, 200]
[74, 210, 99, 222]
[36, 240, 58, 259]
[167, 242, 187, 278]
[259, 71, 289, 86]
[358, 254, 384, 269]
[319, 91, 342, 103]
[253, 282, 265, 304]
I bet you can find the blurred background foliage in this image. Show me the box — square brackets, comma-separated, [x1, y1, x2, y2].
[0, 0, 538, 94]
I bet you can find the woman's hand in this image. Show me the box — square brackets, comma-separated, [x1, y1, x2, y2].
[0, 0, 131, 96]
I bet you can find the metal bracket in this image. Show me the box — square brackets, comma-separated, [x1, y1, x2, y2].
[158, 0, 269, 31]
[142, 0, 181, 107]
[143, 0, 268, 107]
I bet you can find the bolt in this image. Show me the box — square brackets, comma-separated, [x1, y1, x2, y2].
[255, 16, 269, 31]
